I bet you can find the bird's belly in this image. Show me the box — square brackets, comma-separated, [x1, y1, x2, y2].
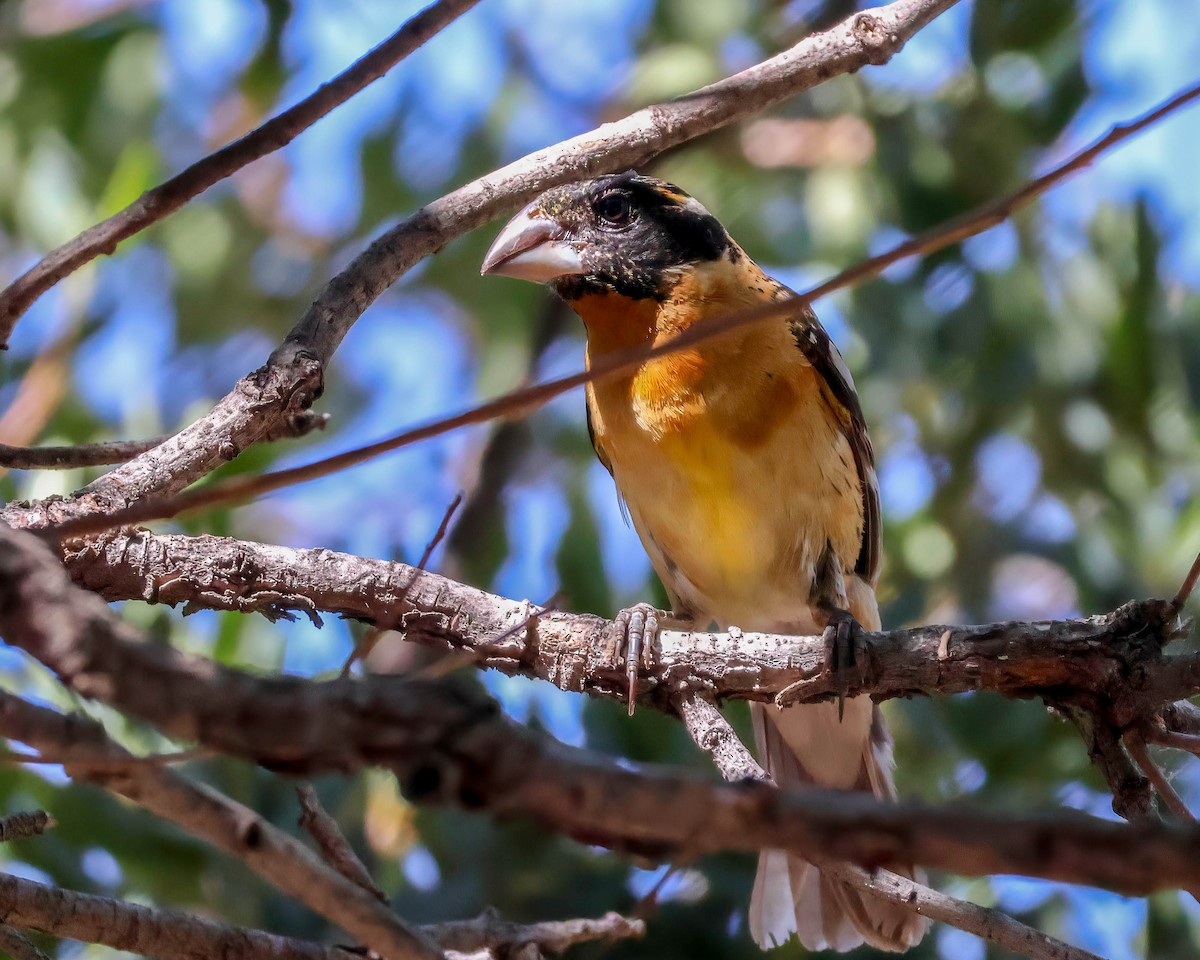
[610, 416, 860, 629]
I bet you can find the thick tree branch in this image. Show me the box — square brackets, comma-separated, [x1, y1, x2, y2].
[0, 869, 642, 960]
[2, 0, 958, 534]
[6, 525, 1200, 899]
[0, 871, 357, 960]
[0, 0, 484, 347]
[61, 531, 1194, 728]
[0, 691, 442, 960]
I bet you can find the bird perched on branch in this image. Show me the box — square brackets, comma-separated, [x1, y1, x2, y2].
[481, 172, 926, 953]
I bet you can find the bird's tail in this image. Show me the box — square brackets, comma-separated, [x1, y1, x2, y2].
[748, 698, 928, 952]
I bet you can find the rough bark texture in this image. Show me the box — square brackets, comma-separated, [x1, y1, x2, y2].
[62, 531, 1190, 723]
[5, 524, 1200, 901]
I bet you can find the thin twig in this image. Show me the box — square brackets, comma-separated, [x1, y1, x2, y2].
[0, 923, 50, 960]
[296, 784, 388, 903]
[0, 810, 53, 843]
[1174, 547, 1200, 609]
[815, 860, 1106, 960]
[1125, 734, 1193, 820]
[0, 437, 168, 470]
[424, 909, 644, 955]
[0, 0, 484, 347]
[37, 79, 1200, 543]
[1144, 724, 1200, 758]
[0, 0, 964, 535]
[0, 747, 211, 769]
[340, 491, 463, 675]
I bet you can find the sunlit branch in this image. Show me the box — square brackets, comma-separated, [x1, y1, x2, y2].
[31, 78, 1200, 543]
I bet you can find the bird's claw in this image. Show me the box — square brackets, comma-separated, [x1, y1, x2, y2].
[607, 602, 667, 716]
[821, 607, 869, 721]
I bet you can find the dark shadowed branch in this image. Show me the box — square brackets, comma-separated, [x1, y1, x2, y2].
[0, 810, 53, 843]
[6, 524, 1200, 899]
[0, 438, 167, 470]
[0, 691, 442, 960]
[0, 871, 352, 960]
[0, 869, 643, 960]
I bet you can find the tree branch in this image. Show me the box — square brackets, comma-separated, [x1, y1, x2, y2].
[0, 438, 167, 470]
[0, 0, 485, 347]
[0, 810, 53, 843]
[676, 694, 1104, 960]
[6, 525, 1200, 898]
[31, 76, 1200, 543]
[0, 922, 50, 960]
[296, 784, 388, 902]
[0, 690, 442, 960]
[0, 869, 643, 960]
[1, 0, 959, 534]
[60, 531, 1194, 729]
[0, 871, 356, 960]
[422, 910, 644, 956]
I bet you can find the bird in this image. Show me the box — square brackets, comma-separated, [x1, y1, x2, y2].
[481, 171, 926, 953]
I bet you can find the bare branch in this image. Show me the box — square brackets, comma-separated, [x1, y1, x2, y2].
[0, 810, 53, 843]
[0, 0, 485, 347]
[424, 910, 643, 956]
[0, 438, 167, 470]
[1176, 547, 1200, 609]
[1126, 734, 1193, 820]
[675, 694, 767, 782]
[8, 525, 1200, 897]
[1, 0, 960, 534]
[819, 863, 1107, 960]
[34, 78, 1200, 543]
[296, 784, 388, 903]
[0, 871, 353, 960]
[60, 532, 1193, 727]
[0, 923, 50, 960]
[0, 690, 441, 960]
[0, 866, 641, 960]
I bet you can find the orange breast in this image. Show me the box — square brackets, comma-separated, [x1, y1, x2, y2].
[570, 262, 864, 626]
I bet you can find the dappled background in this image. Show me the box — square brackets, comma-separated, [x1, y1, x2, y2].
[2, 0, 1200, 957]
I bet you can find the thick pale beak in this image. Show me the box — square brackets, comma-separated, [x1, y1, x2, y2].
[480, 201, 586, 283]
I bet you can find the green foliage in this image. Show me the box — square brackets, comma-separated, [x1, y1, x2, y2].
[1, 1, 1198, 958]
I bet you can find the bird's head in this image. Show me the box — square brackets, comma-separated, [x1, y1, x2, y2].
[480, 172, 731, 302]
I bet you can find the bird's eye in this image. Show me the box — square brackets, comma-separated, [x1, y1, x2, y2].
[594, 192, 634, 228]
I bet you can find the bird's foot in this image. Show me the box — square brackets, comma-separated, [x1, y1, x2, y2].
[605, 602, 673, 716]
[822, 607, 869, 722]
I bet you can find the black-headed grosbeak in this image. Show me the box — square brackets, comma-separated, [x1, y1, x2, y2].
[482, 172, 926, 953]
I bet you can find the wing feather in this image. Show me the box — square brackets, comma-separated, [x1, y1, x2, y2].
[767, 281, 880, 585]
